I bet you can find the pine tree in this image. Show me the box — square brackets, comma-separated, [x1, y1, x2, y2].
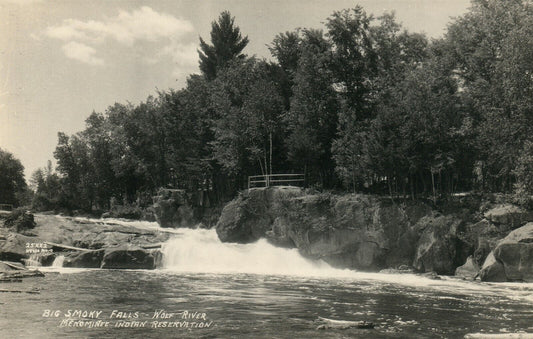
[198, 11, 249, 80]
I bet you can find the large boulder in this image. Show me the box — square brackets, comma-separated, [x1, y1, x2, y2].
[0, 261, 44, 281]
[100, 245, 155, 269]
[216, 187, 304, 243]
[3, 210, 36, 234]
[0, 232, 39, 262]
[152, 189, 195, 228]
[479, 252, 507, 282]
[484, 204, 533, 231]
[63, 250, 105, 268]
[479, 223, 533, 282]
[412, 215, 468, 275]
[455, 256, 480, 279]
[215, 198, 261, 243]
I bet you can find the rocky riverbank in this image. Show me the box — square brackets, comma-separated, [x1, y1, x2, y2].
[215, 187, 533, 282]
[0, 213, 171, 275]
[2, 187, 532, 283]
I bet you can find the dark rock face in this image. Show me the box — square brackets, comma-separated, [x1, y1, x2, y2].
[3, 210, 36, 233]
[64, 250, 105, 268]
[0, 233, 38, 262]
[39, 252, 57, 266]
[480, 223, 533, 282]
[152, 189, 195, 228]
[455, 256, 480, 279]
[412, 215, 469, 275]
[479, 252, 507, 282]
[100, 245, 155, 269]
[216, 187, 471, 272]
[484, 204, 533, 231]
[0, 261, 44, 281]
[151, 250, 163, 268]
[216, 187, 303, 243]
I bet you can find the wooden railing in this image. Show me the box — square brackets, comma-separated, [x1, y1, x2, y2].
[248, 174, 305, 189]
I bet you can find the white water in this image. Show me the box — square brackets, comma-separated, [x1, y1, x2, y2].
[161, 228, 346, 277]
[158, 226, 533, 304]
[52, 255, 64, 267]
[41, 216, 533, 304]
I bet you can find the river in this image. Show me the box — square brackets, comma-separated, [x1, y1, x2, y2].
[1, 219, 532, 338]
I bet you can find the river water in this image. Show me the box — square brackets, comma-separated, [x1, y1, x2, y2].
[1, 220, 533, 338]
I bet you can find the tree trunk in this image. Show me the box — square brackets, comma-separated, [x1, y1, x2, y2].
[269, 131, 273, 176]
[431, 170, 436, 204]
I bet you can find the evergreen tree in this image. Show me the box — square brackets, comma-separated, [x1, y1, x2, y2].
[198, 11, 249, 80]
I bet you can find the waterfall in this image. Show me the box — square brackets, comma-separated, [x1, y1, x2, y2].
[24, 254, 42, 267]
[161, 228, 354, 277]
[52, 255, 65, 267]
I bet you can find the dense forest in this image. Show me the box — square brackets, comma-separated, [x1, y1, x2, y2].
[12, 0, 533, 212]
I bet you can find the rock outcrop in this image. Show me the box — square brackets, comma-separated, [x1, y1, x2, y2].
[216, 187, 469, 273]
[1, 213, 169, 270]
[152, 188, 195, 228]
[455, 256, 480, 279]
[216, 187, 303, 243]
[0, 232, 40, 262]
[484, 204, 533, 231]
[3, 210, 36, 234]
[100, 245, 155, 269]
[479, 223, 533, 282]
[479, 252, 507, 282]
[0, 260, 44, 281]
[412, 215, 470, 275]
[62, 246, 157, 269]
[64, 249, 105, 268]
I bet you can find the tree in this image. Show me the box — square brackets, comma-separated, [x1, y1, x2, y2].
[444, 0, 533, 192]
[328, 8, 378, 191]
[81, 112, 119, 209]
[198, 11, 249, 80]
[54, 132, 93, 210]
[513, 140, 533, 208]
[268, 31, 301, 110]
[30, 160, 63, 211]
[285, 29, 339, 188]
[210, 58, 284, 187]
[0, 148, 26, 206]
[326, 6, 376, 116]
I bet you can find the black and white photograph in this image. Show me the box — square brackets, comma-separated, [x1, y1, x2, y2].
[1, 0, 533, 338]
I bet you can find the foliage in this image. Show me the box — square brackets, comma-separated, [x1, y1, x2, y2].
[210, 58, 285, 185]
[513, 140, 533, 208]
[4, 208, 36, 233]
[198, 11, 249, 80]
[0, 148, 27, 206]
[40, 2, 533, 214]
[284, 29, 339, 188]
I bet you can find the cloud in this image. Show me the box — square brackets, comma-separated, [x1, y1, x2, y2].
[160, 42, 198, 67]
[45, 6, 194, 46]
[62, 41, 104, 65]
[43, 6, 196, 68]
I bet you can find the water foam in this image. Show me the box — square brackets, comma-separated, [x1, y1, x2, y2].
[45, 215, 533, 303]
[161, 228, 349, 277]
[159, 228, 533, 304]
[52, 255, 65, 267]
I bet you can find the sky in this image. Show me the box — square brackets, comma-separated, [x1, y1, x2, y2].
[0, 0, 472, 179]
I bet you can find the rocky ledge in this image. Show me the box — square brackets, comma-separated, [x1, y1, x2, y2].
[216, 187, 533, 282]
[478, 223, 533, 282]
[0, 213, 170, 272]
